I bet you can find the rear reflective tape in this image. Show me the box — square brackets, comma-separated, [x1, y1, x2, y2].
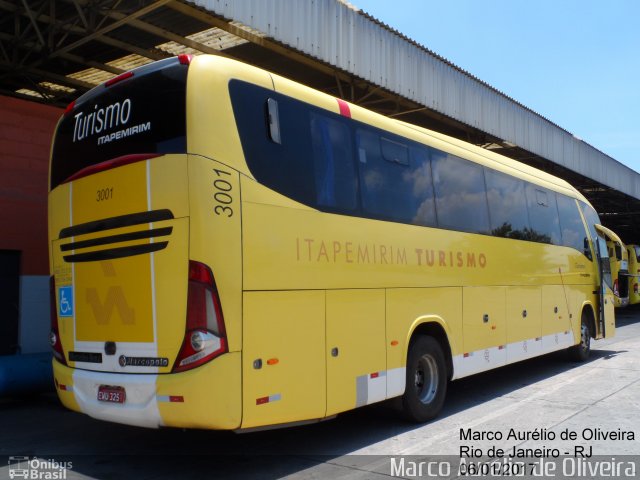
[256, 393, 281, 405]
[157, 395, 184, 403]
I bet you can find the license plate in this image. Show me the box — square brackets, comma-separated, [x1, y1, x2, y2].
[97, 385, 126, 404]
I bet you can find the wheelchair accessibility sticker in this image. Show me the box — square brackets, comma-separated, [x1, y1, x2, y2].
[58, 286, 74, 317]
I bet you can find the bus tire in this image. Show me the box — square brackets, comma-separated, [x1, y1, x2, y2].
[401, 335, 447, 422]
[568, 314, 591, 362]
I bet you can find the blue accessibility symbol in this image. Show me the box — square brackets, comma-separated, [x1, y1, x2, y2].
[58, 286, 74, 317]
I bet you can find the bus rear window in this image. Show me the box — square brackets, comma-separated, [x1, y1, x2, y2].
[50, 58, 188, 189]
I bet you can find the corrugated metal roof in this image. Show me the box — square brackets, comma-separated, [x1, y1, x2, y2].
[193, 0, 640, 201]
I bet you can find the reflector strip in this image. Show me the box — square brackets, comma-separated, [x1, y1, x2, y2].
[178, 54, 193, 65]
[498, 345, 505, 350]
[336, 98, 351, 118]
[157, 395, 185, 403]
[58, 384, 73, 392]
[370, 372, 379, 379]
[390, 340, 399, 346]
[256, 393, 281, 405]
[266, 358, 279, 365]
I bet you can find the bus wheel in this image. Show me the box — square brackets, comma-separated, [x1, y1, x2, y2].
[568, 314, 591, 362]
[401, 336, 447, 422]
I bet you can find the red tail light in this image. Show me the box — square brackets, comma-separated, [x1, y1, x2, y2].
[173, 261, 227, 372]
[613, 279, 619, 296]
[634, 283, 638, 294]
[49, 276, 67, 365]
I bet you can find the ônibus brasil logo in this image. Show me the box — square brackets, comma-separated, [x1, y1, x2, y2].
[8, 456, 72, 479]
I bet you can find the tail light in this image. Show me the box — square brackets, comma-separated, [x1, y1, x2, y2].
[173, 261, 227, 372]
[613, 278, 619, 296]
[634, 283, 638, 294]
[49, 276, 67, 365]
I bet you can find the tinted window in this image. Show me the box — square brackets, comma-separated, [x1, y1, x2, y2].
[230, 82, 315, 206]
[580, 202, 612, 286]
[230, 81, 358, 212]
[432, 151, 490, 234]
[408, 146, 437, 226]
[51, 58, 188, 189]
[381, 137, 409, 165]
[580, 202, 601, 243]
[525, 184, 561, 245]
[485, 169, 530, 239]
[230, 79, 590, 250]
[356, 130, 436, 225]
[557, 194, 589, 256]
[310, 113, 357, 210]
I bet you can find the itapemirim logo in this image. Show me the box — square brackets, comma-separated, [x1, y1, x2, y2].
[7, 456, 72, 479]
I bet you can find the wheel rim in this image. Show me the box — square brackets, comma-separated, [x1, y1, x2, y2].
[414, 353, 439, 404]
[580, 323, 590, 352]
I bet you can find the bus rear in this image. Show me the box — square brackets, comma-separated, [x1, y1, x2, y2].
[627, 245, 640, 305]
[48, 56, 241, 429]
[607, 238, 629, 307]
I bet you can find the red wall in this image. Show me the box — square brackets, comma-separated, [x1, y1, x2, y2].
[0, 95, 62, 275]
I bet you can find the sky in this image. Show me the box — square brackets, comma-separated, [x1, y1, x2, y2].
[353, 0, 640, 173]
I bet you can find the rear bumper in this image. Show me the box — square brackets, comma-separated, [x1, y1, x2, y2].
[53, 351, 241, 430]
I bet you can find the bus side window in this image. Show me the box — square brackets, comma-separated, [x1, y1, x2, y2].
[356, 129, 436, 226]
[381, 137, 409, 165]
[525, 184, 561, 245]
[579, 201, 612, 285]
[485, 168, 530, 239]
[431, 151, 490, 234]
[309, 113, 357, 211]
[557, 194, 590, 258]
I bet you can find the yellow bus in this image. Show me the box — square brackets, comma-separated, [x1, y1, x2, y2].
[626, 245, 640, 305]
[604, 230, 629, 307]
[48, 55, 615, 430]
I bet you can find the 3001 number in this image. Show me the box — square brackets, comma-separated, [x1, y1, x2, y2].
[96, 187, 113, 202]
[213, 169, 233, 217]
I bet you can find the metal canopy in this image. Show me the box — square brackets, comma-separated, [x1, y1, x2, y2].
[1, 0, 638, 243]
